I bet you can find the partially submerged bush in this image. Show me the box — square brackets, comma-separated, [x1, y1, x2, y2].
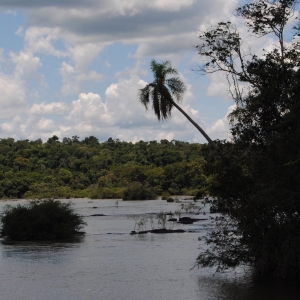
[90, 187, 124, 199]
[161, 191, 170, 200]
[123, 182, 156, 200]
[166, 198, 174, 202]
[0, 199, 86, 241]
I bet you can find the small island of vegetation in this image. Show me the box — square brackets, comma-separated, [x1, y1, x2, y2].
[0, 199, 86, 241]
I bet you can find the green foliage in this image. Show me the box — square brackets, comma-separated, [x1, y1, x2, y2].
[122, 182, 157, 200]
[196, 0, 300, 280]
[166, 198, 174, 202]
[161, 191, 170, 200]
[90, 187, 124, 199]
[0, 199, 86, 241]
[0, 137, 208, 199]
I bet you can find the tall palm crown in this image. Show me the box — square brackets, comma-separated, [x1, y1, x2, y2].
[139, 60, 185, 121]
[139, 60, 214, 146]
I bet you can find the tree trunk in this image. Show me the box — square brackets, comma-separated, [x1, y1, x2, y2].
[171, 100, 215, 147]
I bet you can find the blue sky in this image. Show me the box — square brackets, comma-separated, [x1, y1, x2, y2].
[0, 0, 292, 143]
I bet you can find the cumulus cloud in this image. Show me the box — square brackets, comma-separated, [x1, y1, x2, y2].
[30, 102, 69, 115]
[23, 26, 68, 57]
[0, 74, 26, 118]
[67, 92, 111, 125]
[60, 76, 156, 139]
[0, 49, 45, 118]
[67, 43, 104, 70]
[10, 50, 42, 79]
[1, 0, 238, 58]
[207, 105, 235, 140]
[207, 73, 229, 98]
[60, 62, 104, 96]
[37, 117, 57, 132]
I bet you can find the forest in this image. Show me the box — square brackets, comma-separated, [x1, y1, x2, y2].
[0, 136, 208, 200]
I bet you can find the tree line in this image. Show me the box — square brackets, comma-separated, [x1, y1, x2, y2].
[0, 136, 209, 200]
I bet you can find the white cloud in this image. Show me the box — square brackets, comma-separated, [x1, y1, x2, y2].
[30, 102, 69, 115]
[0, 72, 27, 119]
[24, 27, 68, 57]
[77, 71, 104, 82]
[150, 0, 196, 12]
[37, 117, 57, 132]
[207, 105, 235, 140]
[207, 72, 230, 98]
[10, 50, 42, 79]
[60, 62, 104, 96]
[0, 49, 48, 118]
[66, 92, 111, 126]
[14, 0, 238, 59]
[54, 40, 105, 96]
[68, 43, 103, 70]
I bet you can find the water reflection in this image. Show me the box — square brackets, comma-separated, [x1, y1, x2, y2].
[196, 269, 300, 300]
[1, 240, 83, 265]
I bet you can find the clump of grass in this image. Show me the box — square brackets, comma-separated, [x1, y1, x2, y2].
[0, 199, 86, 241]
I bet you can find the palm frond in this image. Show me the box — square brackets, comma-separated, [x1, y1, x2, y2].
[159, 85, 173, 120]
[147, 60, 185, 120]
[163, 62, 179, 77]
[166, 77, 186, 102]
[151, 85, 161, 120]
[139, 85, 151, 109]
[150, 59, 179, 81]
[150, 59, 163, 80]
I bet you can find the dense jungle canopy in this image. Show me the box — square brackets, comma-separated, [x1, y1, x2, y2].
[0, 136, 208, 200]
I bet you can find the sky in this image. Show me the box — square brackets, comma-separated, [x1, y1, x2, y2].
[0, 0, 294, 143]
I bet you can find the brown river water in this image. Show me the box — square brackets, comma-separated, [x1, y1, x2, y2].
[0, 198, 300, 300]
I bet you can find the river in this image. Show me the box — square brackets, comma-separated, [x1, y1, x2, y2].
[0, 198, 299, 300]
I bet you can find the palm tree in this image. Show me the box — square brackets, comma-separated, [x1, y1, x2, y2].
[139, 59, 214, 146]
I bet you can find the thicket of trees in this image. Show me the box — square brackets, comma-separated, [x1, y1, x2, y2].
[1, 199, 85, 241]
[196, 0, 300, 280]
[0, 136, 208, 199]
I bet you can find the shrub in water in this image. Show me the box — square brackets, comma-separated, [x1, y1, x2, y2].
[161, 191, 170, 200]
[0, 199, 86, 241]
[166, 198, 174, 202]
[123, 182, 156, 200]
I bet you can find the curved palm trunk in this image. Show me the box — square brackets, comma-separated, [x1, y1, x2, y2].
[170, 100, 215, 147]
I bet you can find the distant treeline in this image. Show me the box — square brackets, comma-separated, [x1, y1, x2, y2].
[0, 136, 209, 199]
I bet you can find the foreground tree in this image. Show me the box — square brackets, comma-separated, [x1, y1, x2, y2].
[196, 0, 300, 279]
[1, 199, 86, 241]
[139, 59, 214, 146]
